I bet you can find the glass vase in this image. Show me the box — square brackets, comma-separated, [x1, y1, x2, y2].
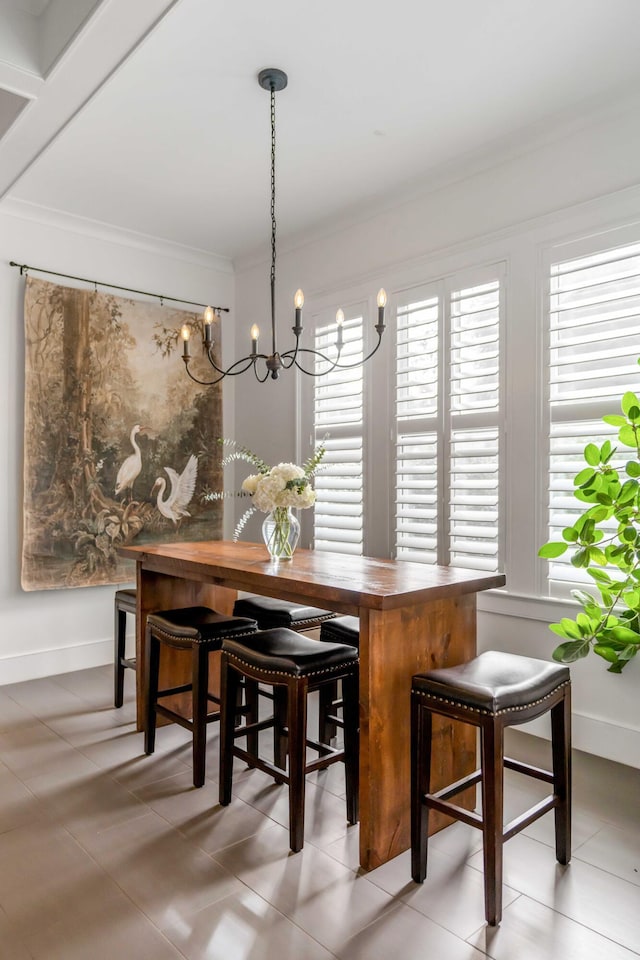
[262, 506, 300, 561]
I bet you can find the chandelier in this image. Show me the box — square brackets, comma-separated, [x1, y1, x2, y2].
[181, 68, 387, 384]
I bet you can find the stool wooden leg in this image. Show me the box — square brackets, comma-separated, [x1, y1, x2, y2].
[192, 642, 209, 788]
[481, 718, 504, 926]
[318, 680, 338, 743]
[287, 676, 308, 853]
[242, 679, 259, 762]
[219, 657, 239, 806]
[551, 686, 572, 865]
[273, 686, 288, 777]
[411, 694, 432, 883]
[114, 604, 127, 708]
[341, 669, 359, 825]
[144, 627, 159, 756]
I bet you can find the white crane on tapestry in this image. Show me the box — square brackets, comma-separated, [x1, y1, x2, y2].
[115, 424, 146, 500]
[151, 454, 198, 524]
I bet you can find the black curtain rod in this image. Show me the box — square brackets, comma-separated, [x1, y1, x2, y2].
[9, 261, 229, 313]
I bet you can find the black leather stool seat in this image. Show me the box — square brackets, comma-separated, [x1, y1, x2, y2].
[220, 627, 359, 852]
[145, 606, 258, 788]
[114, 587, 137, 708]
[412, 651, 570, 714]
[411, 650, 572, 927]
[319, 615, 360, 648]
[223, 627, 358, 675]
[147, 606, 258, 645]
[115, 587, 137, 610]
[232, 595, 336, 631]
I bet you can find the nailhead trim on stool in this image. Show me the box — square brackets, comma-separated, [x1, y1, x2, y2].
[144, 606, 258, 787]
[219, 627, 360, 852]
[114, 587, 137, 708]
[411, 650, 572, 927]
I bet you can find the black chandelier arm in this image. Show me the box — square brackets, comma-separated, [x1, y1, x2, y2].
[182, 353, 258, 385]
[201, 344, 253, 378]
[253, 363, 272, 383]
[278, 344, 342, 377]
[182, 361, 228, 387]
[278, 331, 383, 377]
[277, 332, 303, 370]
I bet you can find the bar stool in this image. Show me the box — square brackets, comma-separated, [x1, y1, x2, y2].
[145, 606, 258, 787]
[114, 587, 137, 708]
[318, 616, 360, 742]
[411, 651, 571, 926]
[219, 627, 359, 852]
[232, 595, 336, 632]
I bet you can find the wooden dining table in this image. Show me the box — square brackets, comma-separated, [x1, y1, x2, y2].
[118, 539, 505, 870]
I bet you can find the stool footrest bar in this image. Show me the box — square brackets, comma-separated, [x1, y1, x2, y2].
[424, 794, 483, 829]
[503, 795, 558, 842]
[432, 769, 483, 802]
[504, 757, 554, 783]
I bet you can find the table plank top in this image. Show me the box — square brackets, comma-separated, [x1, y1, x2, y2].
[119, 540, 505, 612]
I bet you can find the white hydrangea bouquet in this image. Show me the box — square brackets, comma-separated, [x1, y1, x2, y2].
[209, 438, 326, 559]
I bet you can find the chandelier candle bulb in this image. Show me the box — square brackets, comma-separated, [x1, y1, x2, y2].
[293, 289, 304, 334]
[250, 324, 259, 355]
[377, 288, 387, 329]
[336, 308, 344, 348]
[181, 324, 191, 358]
[203, 305, 215, 344]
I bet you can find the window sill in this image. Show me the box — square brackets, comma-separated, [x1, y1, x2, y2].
[477, 589, 579, 623]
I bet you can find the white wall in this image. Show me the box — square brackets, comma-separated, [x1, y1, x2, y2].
[233, 101, 640, 767]
[0, 200, 235, 683]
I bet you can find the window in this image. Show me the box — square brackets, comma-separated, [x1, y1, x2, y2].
[544, 238, 640, 596]
[311, 309, 364, 555]
[394, 271, 503, 571]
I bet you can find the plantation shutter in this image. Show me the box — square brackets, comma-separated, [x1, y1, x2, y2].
[449, 280, 501, 572]
[545, 239, 640, 596]
[394, 272, 502, 571]
[395, 292, 440, 563]
[313, 313, 364, 554]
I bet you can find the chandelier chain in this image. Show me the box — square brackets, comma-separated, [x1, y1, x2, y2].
[179, 67, 386, 385]
[270, 83, 277, 353]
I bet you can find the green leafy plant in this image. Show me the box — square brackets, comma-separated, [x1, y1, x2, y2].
[539, 378, 640, 673]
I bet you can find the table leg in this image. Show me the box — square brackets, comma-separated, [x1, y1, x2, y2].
[358, 594, 477, 870]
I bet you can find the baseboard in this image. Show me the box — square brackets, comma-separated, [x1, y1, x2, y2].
[519, 711, 640, 770]
[0, 635, 132, 686]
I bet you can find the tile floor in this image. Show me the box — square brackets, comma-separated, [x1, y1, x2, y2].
[0, 664, 638, 959]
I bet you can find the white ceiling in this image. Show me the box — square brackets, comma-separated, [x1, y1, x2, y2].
[2, 0, 640, 262]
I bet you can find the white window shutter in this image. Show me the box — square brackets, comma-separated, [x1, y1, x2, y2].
[313, 314, 364, 555]
[394, 274, 502, 571]
[544, 240, 640, 596]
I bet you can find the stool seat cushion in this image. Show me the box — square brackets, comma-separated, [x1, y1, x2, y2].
[233, 596, 335, 629]
[147, 607, 257, 646]
[223, 627, 358, 677]
[115, 587, 136, 604]
[412, 651, 570, 715]
[320, 615, 360, 647]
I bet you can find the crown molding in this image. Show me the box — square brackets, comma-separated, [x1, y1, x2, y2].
[0, 196, 234, 273]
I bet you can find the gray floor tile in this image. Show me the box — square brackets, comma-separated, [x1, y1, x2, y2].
[164, 886, 336, 960]
[468, 893, 640, 960]
[0, 668, 637, 959]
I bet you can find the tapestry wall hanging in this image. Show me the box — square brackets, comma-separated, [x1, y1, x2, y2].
[21, 277, 223, 591]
